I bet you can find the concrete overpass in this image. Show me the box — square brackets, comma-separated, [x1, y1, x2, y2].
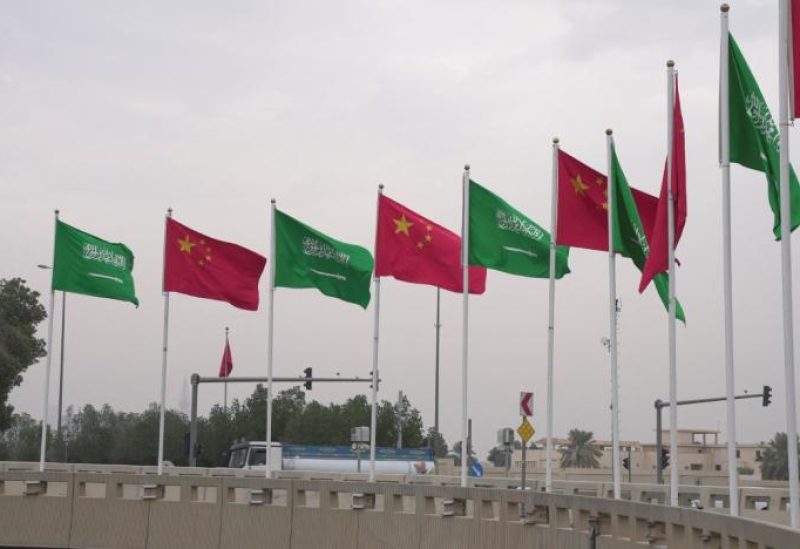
[1, 462, 798, 548]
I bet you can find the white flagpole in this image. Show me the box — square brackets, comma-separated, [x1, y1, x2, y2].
[719, 3, 740, 518]
[546, 137, 559, 493]
[666, 59, 680, 508]
[779, 0, 800, 528]
[460, 164, 471, 488]
[369, 184, 384, 482]
[39, 209, 59, 472]
[266, 199, 277, 479]
[606, 130, 621, 500]
[157, 208, 172, 476]
[223, 326, 229, 413]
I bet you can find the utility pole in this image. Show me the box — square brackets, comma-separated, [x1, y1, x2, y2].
[396, 390, 404, 449]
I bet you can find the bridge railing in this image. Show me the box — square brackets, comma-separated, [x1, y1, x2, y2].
[1, 466, 799, 548]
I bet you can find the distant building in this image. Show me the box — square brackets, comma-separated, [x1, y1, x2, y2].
[513, 428, 767, 479]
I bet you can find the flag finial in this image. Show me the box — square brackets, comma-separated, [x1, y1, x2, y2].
[606, 128, 613, 136]
[552, 137, 560, 144]
[167, 207, 172, 217]
[667, 59, 675, 68]
[464, 164, 470, 171]
[54, 209, 60, 216]
[721, 3, 729, 13]
[270, 198, 276, 205]
[378, 183, 384, 190]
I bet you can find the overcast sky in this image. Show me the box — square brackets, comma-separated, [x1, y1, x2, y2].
[2, 0, 799, 458]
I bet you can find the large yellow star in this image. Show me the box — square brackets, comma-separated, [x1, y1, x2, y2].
[393, 214, 413, 236]
[571, 175, 589, 196]
[178, 235, 195, 253]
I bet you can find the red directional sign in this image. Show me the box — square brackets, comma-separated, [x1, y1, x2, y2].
[520, 392, 533, 417]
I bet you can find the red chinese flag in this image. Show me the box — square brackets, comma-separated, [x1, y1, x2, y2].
[219, 339, 233, 378]
[164, 218, 267, 311]
[375, 194, 487, 294]
[557, 150, 658, 251]
[640, 78, 687, 293]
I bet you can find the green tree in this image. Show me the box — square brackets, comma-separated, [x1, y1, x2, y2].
[559, 428, 602, 469]
[0, 278, 47, 430]
[487, 446, 509, 467]
[0, 412, 43, 460]
[760, 432, 800, 481]
[451, 440, 477, 468]
[422, 428, 448, 458]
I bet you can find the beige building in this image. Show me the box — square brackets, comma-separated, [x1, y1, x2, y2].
[513, 428, 767, 480]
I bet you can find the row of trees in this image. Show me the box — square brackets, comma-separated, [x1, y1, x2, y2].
[0, 385, 448, 466]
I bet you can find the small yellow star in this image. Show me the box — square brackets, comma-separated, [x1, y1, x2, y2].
[393, 215, 414, 236]
[426, 224, 432, 232]
[571, 175, 589, 196]
[178, 236, 195, 253]
[416, 241, 424, 249]
[595, 177, 605, 186]
[424, 234, 432, 243]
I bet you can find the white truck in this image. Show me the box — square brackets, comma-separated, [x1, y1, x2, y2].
[227, 441, 434, 475]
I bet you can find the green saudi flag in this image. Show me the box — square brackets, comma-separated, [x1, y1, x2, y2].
[728, 33, 800, 239]
[610, 147, 685, 322]
[52, 220, 139, 306]
[468, 180, 570, 279]
[274, 209, 373, 308]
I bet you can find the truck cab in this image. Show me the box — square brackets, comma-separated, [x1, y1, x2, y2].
[227, 441, 283, 471]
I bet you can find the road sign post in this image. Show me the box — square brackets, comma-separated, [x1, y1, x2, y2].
[516, 416, 535, 518]
[517, 417, 535, 490]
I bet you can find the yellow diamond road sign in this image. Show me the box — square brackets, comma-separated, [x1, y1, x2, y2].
[517, 417, 535, 445]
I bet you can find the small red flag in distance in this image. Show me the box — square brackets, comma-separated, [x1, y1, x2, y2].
[163, 218, 267, 311]
[640, 77, 687, 293]
[219, 339, 233, 378]
[556, 150, 659, 251]
[375, 194, 487, 294]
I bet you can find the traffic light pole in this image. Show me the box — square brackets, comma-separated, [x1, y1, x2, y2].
[188, 373, 376, 467]
[654, 388, 769, 484]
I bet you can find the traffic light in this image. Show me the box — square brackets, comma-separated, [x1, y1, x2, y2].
[304, 367, 313, 390]
[763, 385, 772, 407]
[622, 457, 630, 471]
[660, 448, 670, 470]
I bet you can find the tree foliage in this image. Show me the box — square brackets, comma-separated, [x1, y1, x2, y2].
[0, 278, 47, 430]
[559, 428, 602, 469]
[0, 385, 440, 467]
[760, 432, 800, 481]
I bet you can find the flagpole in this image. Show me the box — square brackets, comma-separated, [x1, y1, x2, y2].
[779, 0, 800, 528]
[460, 164, 471, 488]
[434, 287, 441, 437]
[718, 3, 740, 518]
[39, 209, 59, 471]
[369, 184, 384, 482]
[606, 130, 621, 500]
[546, 137, 559, 493]
[224, 326, 229, 413]
[157, 208, 172, 476]
[666, 59, 680, 508]
[266, 199, 277, 479]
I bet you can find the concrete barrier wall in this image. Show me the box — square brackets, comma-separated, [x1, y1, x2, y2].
[1, 466, 799, 548]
